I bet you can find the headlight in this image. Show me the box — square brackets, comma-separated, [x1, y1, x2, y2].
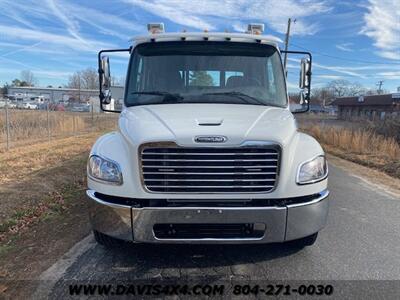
[88, 155, 123, 185]
[296, 155, 328, 185]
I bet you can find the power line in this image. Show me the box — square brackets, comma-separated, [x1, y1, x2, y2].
[289, 42, 400, 65]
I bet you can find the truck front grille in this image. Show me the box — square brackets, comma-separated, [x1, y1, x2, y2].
[140, 143, 280, 193]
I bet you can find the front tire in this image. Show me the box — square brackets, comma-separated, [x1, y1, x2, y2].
[93, 230, 122, 247]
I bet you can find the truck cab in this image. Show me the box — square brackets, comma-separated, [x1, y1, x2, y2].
[87, 24, 329, 247]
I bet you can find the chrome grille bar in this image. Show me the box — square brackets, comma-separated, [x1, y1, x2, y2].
[140, 144, 280, 193]
[142, 172, 276, 175]
[143, 152, 278, 155]
[142, 159, 278, 162]
[146, 185, 275, 188]
[144, 178, 276, 182]
[143, 165, 277, 168]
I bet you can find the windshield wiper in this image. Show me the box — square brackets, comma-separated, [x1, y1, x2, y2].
[131, 91, 183, 102]
[202, 91, 266, 106]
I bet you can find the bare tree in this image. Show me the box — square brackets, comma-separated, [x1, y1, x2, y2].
[326, 80, 350, 98]
[311, 88, 334, 106]
[0, 83, 8, 97]
[348, 82, 367, 96]
[80, 68, 98, 89]
[67, 73, 81, 89]
[326, 80, 367, 98]
[20, 70, 37, 86]
[111, 76, 126, 86]
[67, 68, 98, 90]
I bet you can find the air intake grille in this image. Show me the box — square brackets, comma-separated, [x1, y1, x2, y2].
[153, 223, 265, 239]
[140, 144, 280, 193]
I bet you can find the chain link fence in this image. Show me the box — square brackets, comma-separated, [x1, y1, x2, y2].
[1, 102, 118, 151]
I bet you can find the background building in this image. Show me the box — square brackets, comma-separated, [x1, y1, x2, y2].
[7, 86, 124, 104]
[333, 93, 400, 120]
[7, 86, 97, 103]
[6, 86, 124, 112]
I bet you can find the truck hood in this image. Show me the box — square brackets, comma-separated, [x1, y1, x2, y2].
[119, 104, 297, 147]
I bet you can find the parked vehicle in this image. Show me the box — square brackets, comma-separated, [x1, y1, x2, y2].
[16, 102, 26, 109]
[54, 103, 65, 111]
[23, 102, 38, 110]
[87, 24, 329, 248]
[6, 101, 17, 109]
[70, 104, 90, 112]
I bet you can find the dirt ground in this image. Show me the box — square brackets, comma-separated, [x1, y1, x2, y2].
[0, 130, 399, 298]
[0, 133, 100, 222]
[0, 133, 102, 297]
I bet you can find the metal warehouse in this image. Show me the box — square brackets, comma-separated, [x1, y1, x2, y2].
[7, 86, 124, 104]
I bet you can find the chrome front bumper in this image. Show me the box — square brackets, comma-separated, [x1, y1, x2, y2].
[86, 190, 329, 244]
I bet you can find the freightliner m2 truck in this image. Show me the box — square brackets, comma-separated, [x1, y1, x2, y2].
[87, 23, 329, 247]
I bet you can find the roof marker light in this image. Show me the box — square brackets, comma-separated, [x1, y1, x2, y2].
[247, 23, 265, 35]
[147, 23, 165, 34]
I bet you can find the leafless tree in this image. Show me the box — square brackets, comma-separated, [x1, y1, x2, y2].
[326, 80, 367, 98]
[20, 70, 37, 86]
[80, 68, 98, 89]
[111, 76, 126, 86]
[67, 68, 98, 90]
[311, 88, 334, 106]
[326, 80, 350, 98]
[348, 82, 367, 96]
[67, 73, 81, 89]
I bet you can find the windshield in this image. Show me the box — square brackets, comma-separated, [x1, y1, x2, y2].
[125, 41, 287, 107]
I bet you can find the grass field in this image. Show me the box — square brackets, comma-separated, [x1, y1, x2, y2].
[0, 133, 102, 240]
[301, 121, 400, 178]
[0, 109, 117, 151]
[0, 133, 96, 297]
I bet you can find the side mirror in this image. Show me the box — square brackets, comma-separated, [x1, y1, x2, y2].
[97, 47, 130, 113]
[299, 58, 310, 90]
[100, 56, 111, 105]
[289, 91, 309, 113]
[281, 50, 312, 114]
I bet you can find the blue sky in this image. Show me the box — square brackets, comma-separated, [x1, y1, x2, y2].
[0, 0, 399, 92]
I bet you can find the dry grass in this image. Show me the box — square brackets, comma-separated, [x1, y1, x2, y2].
[302, 123, 400, 178]
[0, 132, 103, 240]
[0, 132, 101, 184]
[365, 118, 400, 143]
[305, 125, 400, 159]
[0, 110, 117, 150]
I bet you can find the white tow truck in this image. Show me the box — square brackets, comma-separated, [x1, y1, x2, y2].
[86, 23, 329, 247]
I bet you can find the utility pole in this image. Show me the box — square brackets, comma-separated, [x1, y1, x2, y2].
[376, 81, 384, 94]
[5, 97, 10, 150]
[283, 18, 295, 73]
[78, 73, 81, 103]
[47, 102, 51, 142]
